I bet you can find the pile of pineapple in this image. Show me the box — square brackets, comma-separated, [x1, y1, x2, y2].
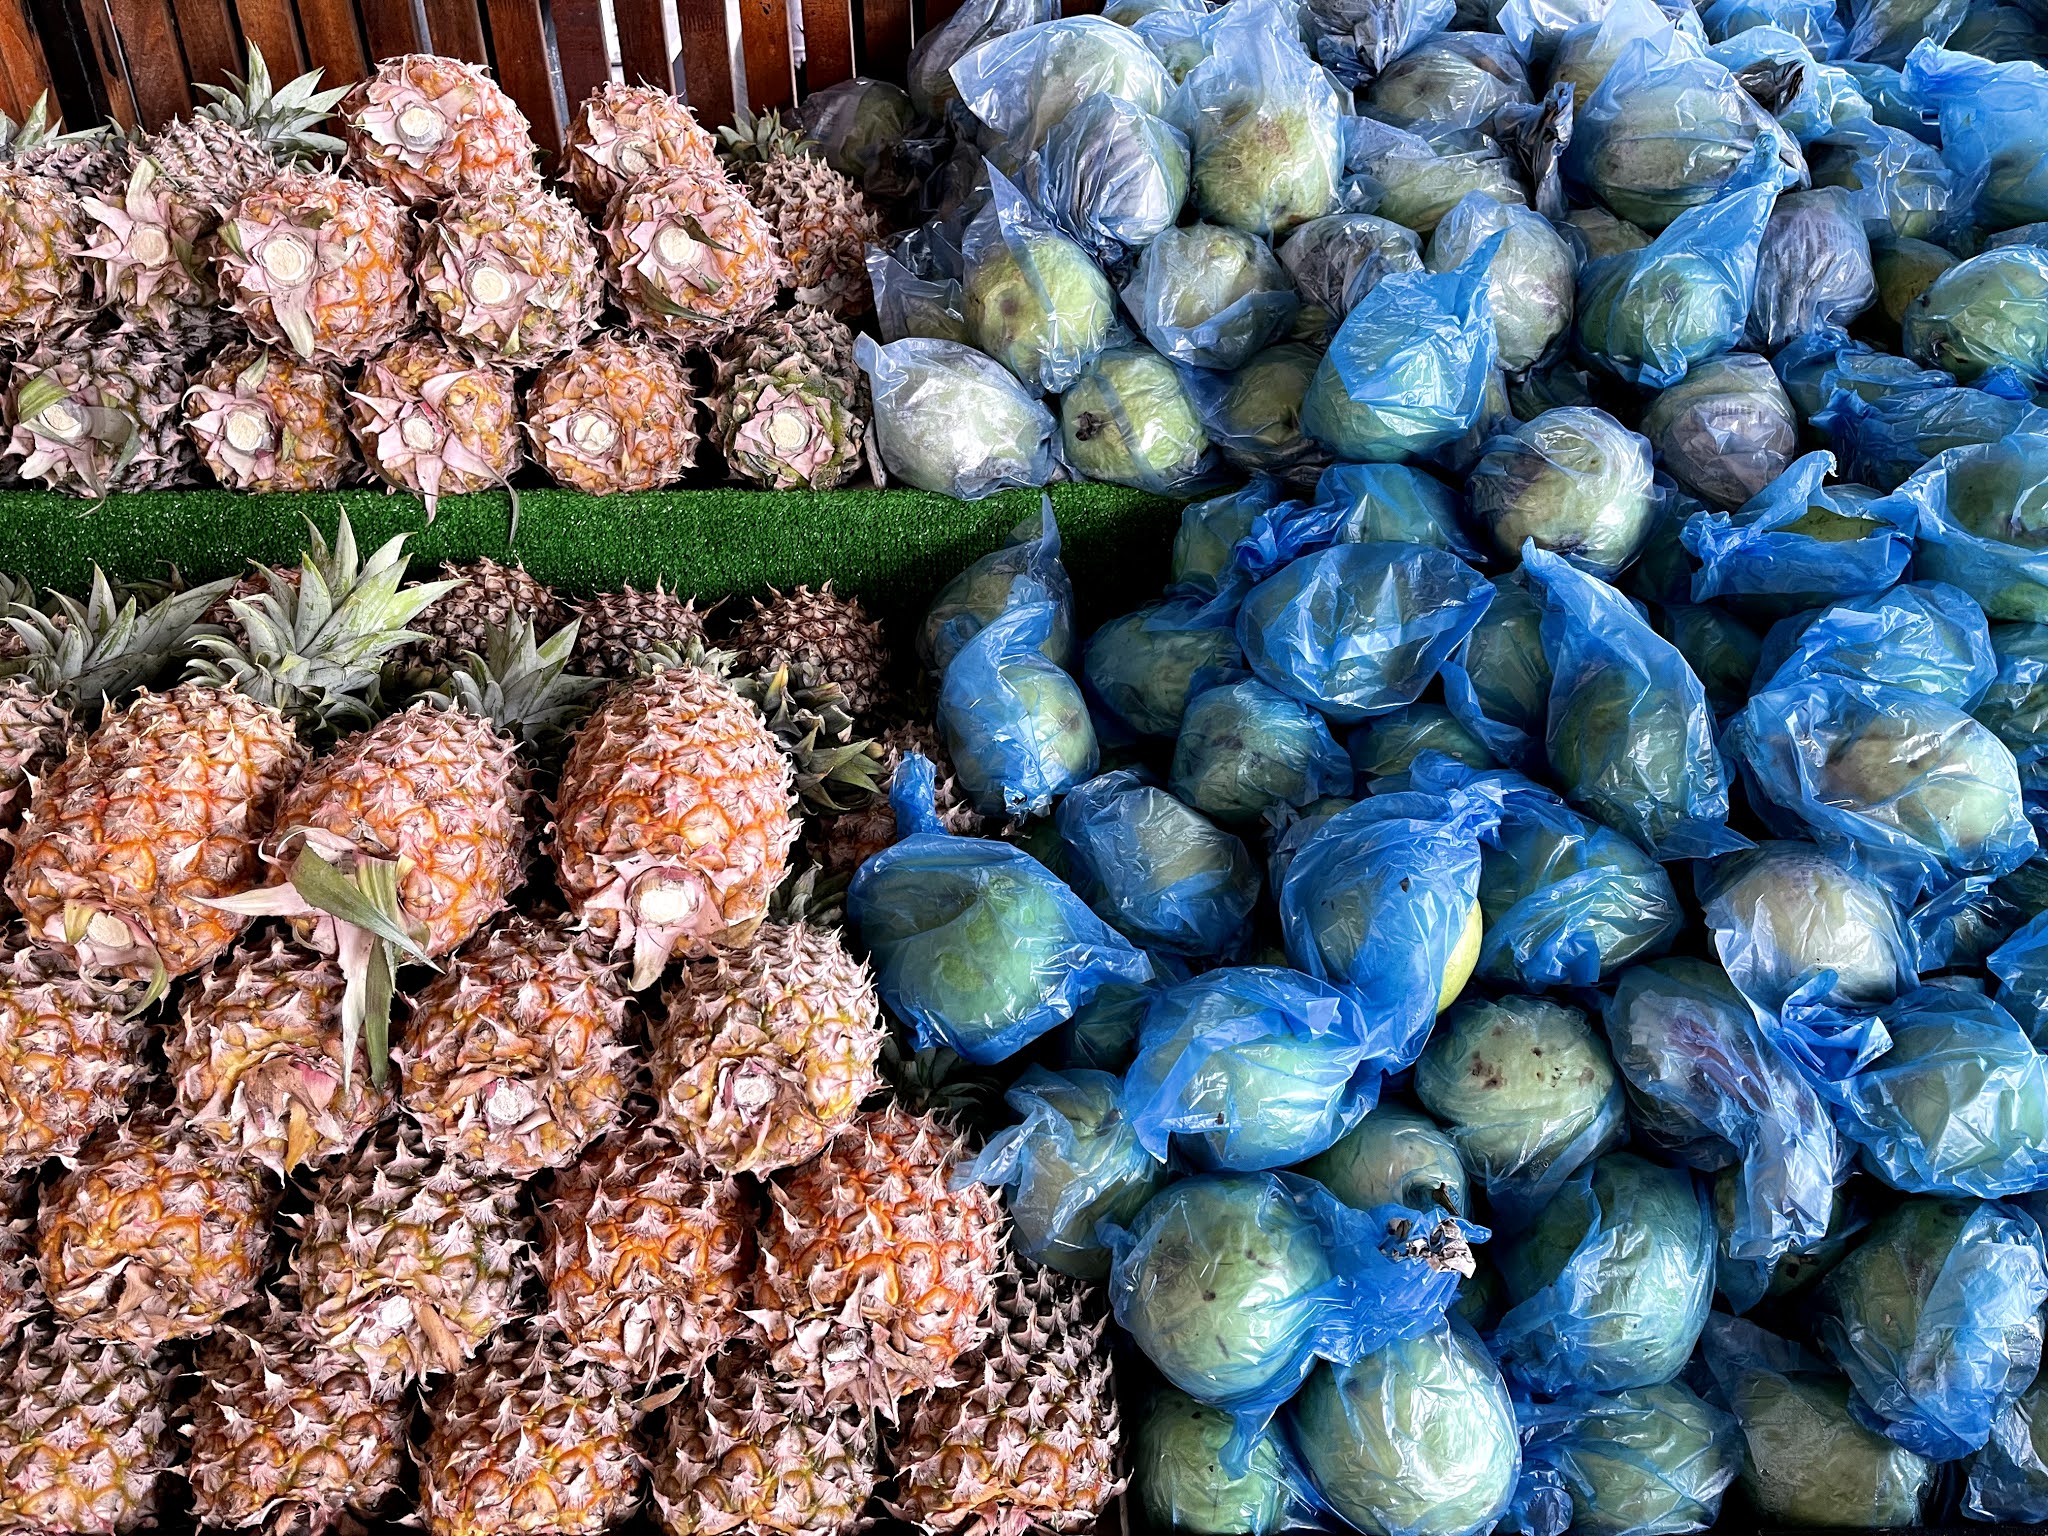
[0, 51, 890, 503]
[0, 520, 1121, 1536]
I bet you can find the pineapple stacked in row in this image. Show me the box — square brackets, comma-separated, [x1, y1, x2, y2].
[0, 525, 1120, 1536]
[0, 51, 886, 503]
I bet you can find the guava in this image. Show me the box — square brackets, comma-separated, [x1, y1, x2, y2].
[1748, 189, 1877, 353]
[1296, 1104, 1470, 1216]
[1903, 246, 2048, 386]
[1348, 704, 1494, 779]
[1364, 31, 1530, 127]
[1060, 346, 1211, 492]
[1426, 194, 1575, 372]
[954, 15, 1173, 160]
[1199, 342, 1326, 478]
[1457, 575, 1550, 737]
[1060, 980, 1154, 1072]
[1318, 462, 1475, 554]
[796, 76, 916, 190]
[906, 0, 1045, 118]
[1137, 1389, 1298, 1536]
[918, 526, 1074, 672]
[1871, 234, 1960, 334]
[1553, 1382, 1740, 1536]
[1477, 809, 1683, 986]
[1942, 432, 2048, 550]
[1702, 840, 1907, 1009]
[1807, 126, 1953, 242]
[1170, 678, 1352, 823]
[964, 228, 1119, 393]
[1641, 352, 1799, 511]
[1126, 223, 1298, 371]
[1356, 130, 1526, 239]
[1084, 601, 1242, 738]
[1549, 667, 1707, 854]
[1977, 623, 2048, 775]
[1576, 249, 1750, 388]
[1729, 1370, 1933, 1527]
[1289, 1330, 1520, 1536]
[858, 335, 1057, 500]
[943, 650, 1098, 817]
[1661, 604, 1762, 717]
[1171, 484, 1272, 594]
[1468, 407, 1655, 577]
[1579, 77, 1777, 231]
[1563, 207, 1651, 262]
[1277, 214, 1425, 335]
[1036, 95, 1190, 262]
[1190, 101, 1341, 237]
[1056, 771, 1259, 955]
[1815, 696, 2027, 868]
[1604, 957, 1760, 1166]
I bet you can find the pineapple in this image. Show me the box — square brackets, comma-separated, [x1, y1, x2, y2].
[536, 1125, 753, 1385]
[139, 46, 347, 211]
[0, 947, 145, 1175]
[604, 167, 783, 348]
[652, 921, 884, 1176]
[420, 1333, 645, 1536]
[216, 167, 415, 365]
[293, 1125, 528, 1387]
[752, 1104, 1002, 1414]
[35, 1120, 271, 1346]
[170, 934, 392, 1176]
[551, 664, 798, 988]
[731, 583, 889, 718]
[718, 106, 882, 319]
[185, 1306, 409, 1536]
[0, 1325, 173, 1536]
[0, 163, 92, 355]
[4, 324, 194, 494]
[887, 1268, 1125, 1536]
[562, 83, 720, 219]
[404, 556, 565, 674]
[350, 335, 520, 519]
[0, 1172, 38, 1331]
[341, 54, 540, 207]
[0, 96, 127, 191]
[812, 722, 980, 877]
[77, 159, 219, 356]
[649, 1344, 878, 1536]
[415, 184, 603, 365]
[712, 307, 867, 491]
[183, 344, 356, 492]
[571, 582, 706, 678]
[526, 335, 700, 494]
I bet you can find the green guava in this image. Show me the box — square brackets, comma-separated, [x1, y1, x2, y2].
[1903, 247, 2048, 385]
[1816, 700, 2026, 863]
[1062, 778, 1257, 954]
[1060, 346, 1211, 491]
[1704, 841, 1905, 1006]
[1469, 407, 1655, 576]
[1662, 604, 1763, 718]
[1730, 1371, 1933, 1527]
[1548, 670, 1698, 853]
[1427, 195, 1575, 371]
[1977, 623, 2048, 765]
[1348, 704, 1495, 779]
[1191, 101, 1341, 237]
[1576, 249, 1750, 386]
[1640, 352, 1799, 510]
[1203, 342, 1324, 477]
[1872, 234, 1960, 334]
[1943, 433, 2048, 549]
[1359, 134, 1525, 239]
[865, 338, 1056, 500]
[947, 657, 1098, 817]
[1295, 1103, 1469, 1215]
[918, 540, 1072, 672]
[1278, 214, 1425, 335]
[1563, 207, 1652, 262]
[1084, 603, 1241, 737]
[1477, 816, 1682, 984]
[1459, 575, 1551, 736]
[877, 867, 1075, 1053]
[1581, 79, 1772, 231]
[1364, 32, 1530, 128]
[998, 1070, 1170, 1278]
[1169, 680, 1348, 823]
[1131, 223, 1294, 370]
[965, 230, 1119, 392]
[1172, 488, 1268, 594]
[1137, 1389, 1296, 1536]
[1559, 1382, 1740, 1536]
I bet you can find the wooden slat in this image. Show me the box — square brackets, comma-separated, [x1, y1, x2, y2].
[356, 0, 419, 61]
[801, 0, 851, 88]
[294, 0, 366, 86]
[105, 0, 191, 126]
[0, 0, 53, 120]
[481, 0, 557, 151]
[551, 0, 608, 127]
[79, 0, 138, 126]
[677, 0, 733, 125]
[738, 0, 790, 110]
[857, 0, 911, 82]
[423, 0, 487, 58]
[923, 0, 963, 29]
[168, 0, 238, 87]
[613, 0, 669, 88]
[233, 0, 307, 75]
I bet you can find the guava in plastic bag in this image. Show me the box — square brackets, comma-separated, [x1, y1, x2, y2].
[1904, 431, 2048, 620]
[1348, 705, 1495, 779]
[1639, 353, 1797, 514]
[1815, 1194, 2048, 1460]
[1754, 580, 1996, 706]
[1060, 344, 1216, 493]
[950, 14, 1173, 165]
[938, 597, 1097, 818]
[1805, 119, 1956, 241]
[1123, 223, 1301, 372]
[1312, 462, 1482, 559]
[1702, 840, 1912, 1018]
[1056, 769, 1259, 957]
[1345, 119, 1528, 239]
[908, 0, 1058, 120]
[967, 1064, 1172, 1277]
[1704, 0, 1845, 52]
[856, 335, 1058, 499]
[1905, 43, 2048, 228]
[1189, 342, 1331, 484]
[848, 755, 1153, 1064]
[1902, 245, 2048, 388]
[1774, 325, 1948, 420]
[1136, 1389, 1320, 1536]
[920, 500, 1075, 672]
[1441, 575, 1552, 767]
[962, 169, 1122, 394]
[1302, 0, 1456, 86]
[1976, 623, 2048, 790]
[1563, 207, 1654, 264]
[1032, 94, 1190, 263]
[796, 77, 917, 194]
[1171, 678, 1354, 824]
[1519, 1383, 1741, 1536]
[1083, 597, 1243, 740]
[1968, 1366, 2048, 1523]
[1548, 0, 1706, 108]
[1817, 378, 2048, 493]
[1171, 478, 1289, 597]
[1058, 979, 1155, 1072]
[1363, 31, 1532, 128]
[1425, 193, 1574, 372]
[1493, 1153, 1716, 1394]
[1657, 604, 1762, 717]
[1277, 214, 1425, 337]
[1846, 0, 1969, 63]
[1748, 190, 1877, 353]
[1468, 409, 1654, 578]
[1297, 1104, 1470, 1216]
[867, 248, 969, 345]
[1682, 451, 1915, 613]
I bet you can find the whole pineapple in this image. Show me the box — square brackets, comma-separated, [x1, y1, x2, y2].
[293, 1125, 528, 1387]
[712, 307, 867, 491]
[404, 557, 565, 674]
[650, 1345, 878, 1536]
[652, 921, 884, 1175]
[551, 664, 798, 988]
[0, 1326, 173, 1536]
[170, 934, 391, 1176]
[138, 46, 347, 213]
[415, 184, 602, 365]
[185, 1306, 409, 1536]
[0, 95, 128, 191]
[887, 1268, 1125, 1536]
[0, 162, 92, 355]
[5, 325, 194, 494]
[718, 106, 882, 319]
[341, 54, 539, 206]
[571, 582, 706, 678]
[526, 335, 700, 494]
[350, 335, 520, 518]
[78, 159, 218, 356]
[216, 167, 415, 364]
[604, 167, 783, 347]
[562, 83, 720, 218]
[731, 582, 889, 717]
[184, 344, 357, 492]
[536, 1125, 754, 1384]
[0, 948, 146, 1174]
[35, 1119, 271, 1346]
[752, 1104, 1002, 1414]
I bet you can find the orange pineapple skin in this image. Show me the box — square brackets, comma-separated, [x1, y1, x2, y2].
[0, 953, 145, 1175]
[7, 683, 308, 981]
[341, 54, 540, 207]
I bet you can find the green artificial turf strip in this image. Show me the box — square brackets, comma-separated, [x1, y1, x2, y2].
[0, 482, 1181, 631]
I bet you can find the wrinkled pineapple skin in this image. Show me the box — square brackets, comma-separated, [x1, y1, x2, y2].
[0, 1327, 172, 1536]
[350, 337, 522, 511]
[526, 336, 700, 494]
[0, 169, 90, 352]
[731, 584, 890, 718]
[603, 170, 783, 348]
[0, 952, 143, 1174]
[571, 585, 705, 679]
[415, 185, 602, 366]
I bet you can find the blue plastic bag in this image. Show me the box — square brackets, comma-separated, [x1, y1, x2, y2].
[1083, 595, 1244, 739]
[1057, 980, 1156, 1072]
[1704, 0, 1846, 54]
[1237, 543, 1494, 724]
[1310, 461, 1483, 561]
[1276, 786, 1500, 1069]
[1805, 119, 1957, 241]
[1441, 574, 1551, 770]
[1122, 223, 1300, 372]
[938, 596, 1098, 818]
[1171, 678, 1354, 823]
[1993, 906, 2048, 1037]
[1170, 476, 1291, 598]
[1814, 1195, 2048, 1460]
[1682, 452, 1915, 611]
[1306, 0, 1457, 85]
[1968, 1370, 2048, 1522]
[1974, 625, 2048, 793]
[1754, 580, 1994, 706]
[1121, 967, 1386, 1170]
[920, 499, 1076, 671]
[848, 757, 1154, 1063]
[966, 1065, 1172, 1277]
[1903, 41, 2048, 228]
[1512, 1384, 1742, 1536]
[1817, 380, 2048, 494]
[1031, 94, 1189, 263]
[1347, 705, 1496, 779]
[1903, 434, 2048, 624]
[1055, 769, 1260, 958]
[1847, 0, 1967, 63]
[1186, 343, 1332, 485]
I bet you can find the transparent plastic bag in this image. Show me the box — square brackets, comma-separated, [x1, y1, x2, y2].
[1031, 94, 1190, 264]
[796, 76, 917, 194]
[847, 755, 1154, 1063]
[1902, 432, 2048, 621]
[1748, 190, 1878, 352]
[1083, 595, 1243, 739]
[1514, 1383, 1741, 1536]
[1303, 0, 1457, 86]
[908, 0, 1059, 119]
[1123, 223, 1300, 372]
[1426, 193, 1575, 372]
[1846, 0, 1967, 66]
[1903, 42, 2048, 228]
[1058, 979, 1156, 1072]
[938, 595, 1098, 818]
[1970, 1368, 2048, 1522]
[1136, 1388, 1325, 1536]
[1363, 31, 1533, 129]
[1816, 379, 2048, 493]
[1171, 477, 1292, 597]
[1297, 1104, 1471, 1216]
[1186, 342, 1332, 484]
[1682, 450, 1915, 611]
[1703, 0, 1846, 54]
[1641, 353, 1798, 517]
[1312, 461, 1484, 561]
[1977, 624, 2048, 791]
[856, 334, 1058, 498]
[1657, 604, 1761, 718]
[1171, 678, 1354, 823]
[1349, 705, 1496, 778]
[1805, 119, 1957, 242]
[867, 248, 969, 345]
[1440, 575, 1551, 769]
[1753, 580, 1996, 705]
[950, 13, 1174, 165]
[1902, 246, 2048, 389]
[1276, 213, 1425, 337]
[919, 499, 1076, 671]
[1344, 118, 1528, 239]
[1701, 840, 1913, 1020]
[1058, 344, 1218, 494]
[1468, 409, 1656, 579]
[962, 167, 1123, 394]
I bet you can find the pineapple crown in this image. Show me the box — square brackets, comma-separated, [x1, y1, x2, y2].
[3, 566, 234, 720]
[877, 1035, 1005, 1126]
[0, 94, 120, 161]
[766, 862, 849, 928]
[191, 45, 348, 165]
[186, 512, 457, 738]
[423, 615, 602, 752]
[716, 104, 815, 169]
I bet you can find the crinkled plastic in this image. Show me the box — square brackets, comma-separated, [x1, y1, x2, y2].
[1363, 32, 1533, 128]
[1303, 0, 1456, 86]
[1515, 1383, 1741, 1536]
[1914, 857, 2048, 974]
[1827, 1196, 2048, 1463]
[867, 248, 969, 345]
[1755, 581, 1996, 706]
[1775, 325, 1949, 420]
[1425, 193, 1574, 373]
[938, 596, 1098, 818]
[1805, 119, 1957, 241]
[1902, 432, 2048, 621]
[1492, 1153, 1716, 1395]
[1297, 1104, 1471, 1217]
[1105, 1171, 1483, 1428]
[1084, 597, 1244, 740]
[1641, 353, 1798, 514]
[1032, 95, 1190, 264]
[1171, 478, 1290, 596]
[1277, 786, 1501, 1067]
[1136, 1388, 1323, 1536]
[1058, 980, 1155, 1072]
[1123, 223, 1300, 372]
[950, 14, 1173, 165]
[1171, 678, 1354, 824]
[797, 76, 917, 193]
[1978, 624, 2048, 791]
[967, 1065, 1172, 1277]
[1656, 604, 1761, 717]
[1817, 379, 2048, 493]
[920, 499, 1075, 672]
[1548, 0, 1702, 111]
[1059, 344, 1217, 494]
[1469, 409, 1655, 578]
[1236, 542, 1493, 726]
[1344, 118, 1528, 239]
[1902, 246, 2048, 387]
[1971, 1366, 2048, 1522]
[1704, 0, 1846, 54]
[856, 334, 1058, 499]
[1121, 967, 1387, 1170]
[1748, 189, 1878, 352]
[1277, 214, 1425, 337]
[962, 167, 1123, 394]
[1187, 343, 1332, 484]
[1056, 769, 1259, 957]
[1904, 42, 2048, 227]
[1846, 0, 1968, 63]
[1496, 0, 1629, 62]
[1702, 841, 1913, 1024]
[1312, 462, 1483, 560]
[1441, 576, 1551, 768]
[1301, 252, 1502, 462]
[848, 755, 1154, 1064]
[1267, 795, 1364, 893]
[1683, 451, 1915, 611]
[1348, 705, 1496, 779]
[908, 0, 1059, 119]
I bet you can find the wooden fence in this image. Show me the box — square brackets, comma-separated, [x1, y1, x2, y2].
[0, 0, 1101, 157]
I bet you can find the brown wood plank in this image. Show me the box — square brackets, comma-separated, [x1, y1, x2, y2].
[423, 0, 488, 58]
[552, 0, 608, 126]
[357, 0, 419, 62]
[614, 0, 670, 89]
[738, 0, 790, 111]
[923, 0, 962, 30]
[481, 0, 558, 151]
[79, 0, 139, 127]
[857, 0, 910, 82]
[0, 0, 53, 121]
[678, 0, 735, 126]
[169, 0, 239, 88]
[294, 0, 366, 86]
[105, 0, 192, 126]
[801, 0, 851, 88]
[232, 0, 307, 75]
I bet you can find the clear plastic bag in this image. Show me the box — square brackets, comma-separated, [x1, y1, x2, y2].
[1171, 477, 1292, 597]
[1753, 580, 1996, 705]
[1816, 379, 2048, 493]
[1058, 979, 1156, 1072]
[1083, 595, 1244, 739]
[1969, 1365, 2048, 1522]
[1363, 31, 1532, 129]
[1805, 119, 1957, 242]
[907, 0, 1059, 120]
[1136, 1388, 1324, 1536]
[1186, 343, 1331, 485]
[919, 499, 1076, 672]
[1344, 118, 1528, 239]
[1297, 1104, 1471, 1217]
[1311, 462, 1483, 560]
[856, 334, 1058, 499]
[1903, 43, 2048, 228]
[866, 248, 969, 345]
[1030, 94, 1190, 264]
[796, 77, 918, 195]
[1348, 704, 1496, 779]
[1703, 0, 1846, 54]
[1977, 624, 2048, 792]
[1440, 575, 1552, 769]
[1123, 223, 1300, 372]
[1276, 213, 1425, 338]
[962, 167, 1123, 394]
[1058, 344, 1218, 494]
[1701, 840, 1913, 1019]
[1514, 1383, 1741, 1536]
[1682, 450, 1915, 611]
[950, 13, 1174, 165]
[1846, 0, 1968, 66]
[847, 755, 1154, 1064]
[1902, 247, 2048, 389]
[1468, 408, 1656, 579]
[1303, 0, 1457, 86]
[1170, 678, 1354, 824]
[1426, 193, 1575, 373]
[938, 594, 1098, 817]
[1642, 353, 1798, 517]
[1748, 190, 1877, 352]
[1901, 432, 2048, 621]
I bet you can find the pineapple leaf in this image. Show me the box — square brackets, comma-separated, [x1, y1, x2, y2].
[289, 846, 434, 966]
[425, 616, 603, 752]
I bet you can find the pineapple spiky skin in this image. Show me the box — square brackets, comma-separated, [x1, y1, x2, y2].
[719, 108, 881, 319]
[571, 583, 706, 679]
[184, 344, 357, 492]
[713, 365, 863, 491]
[0, 947, 145, 1175]
[604, 169, 783, 348]
[537, 1126, 754, 1385]
[416, 185, 603, 365]
[404, 557, 565, 674]
[421, 1333, 646, 1536]
[0, 1173, 39, 1332]
[0, 676, 70, 836]
[78, 158, 222, 356]
[0, 168, 92, 355]
[752, 1104, 1002, 1416]
[5, 325, 194, 494]
[170, 934, 391, 1176]
[650, 1344, 879, 1536]
[526, 335, 700, 495]
[12, 127, 128, 200]
[294, 1126, 528, 1388]
[731, 584, 889, 719]
[887, 1268, 1125, 1536]
[341, 54, 539, 207]
[814, 722, 983, 875]
[551, 666, 798, 989]
[0, 1326, 172, 1536]
[185, 1307, 410, 1536]
[562, 83, 720, 219]
[7, 681, 309, 983]
[351, 336, 520, 518]
[36, 1121, 271, 1347]
[216, 167, 415, 365]
[652, 921, 884, 1176]
[141, 45, 349, 215]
